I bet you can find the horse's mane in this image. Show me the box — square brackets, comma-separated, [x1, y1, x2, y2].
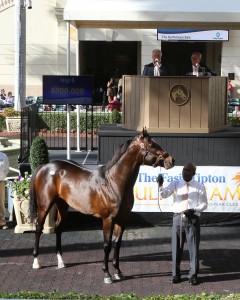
[99, 139, 132, 177]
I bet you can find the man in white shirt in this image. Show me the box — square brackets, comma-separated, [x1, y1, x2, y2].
[0, 152, 9, 230]
[232, 106, 240, 118]
[158, 162, 208, 285]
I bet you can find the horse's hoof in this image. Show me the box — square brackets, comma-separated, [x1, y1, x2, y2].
[114, 272, 124, 281]
[104, 277, 113, 284]
[32, 263, 41, 269]
[32, 258, 41, 269]
[57, 253, 65, 269]
[57, 262, 66, 269]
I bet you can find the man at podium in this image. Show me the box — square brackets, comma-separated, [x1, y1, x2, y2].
[184, 52, 217, 77]
[142, 49, 169, 76]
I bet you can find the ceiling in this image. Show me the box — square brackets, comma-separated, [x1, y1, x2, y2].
[64, 0, 240, 30]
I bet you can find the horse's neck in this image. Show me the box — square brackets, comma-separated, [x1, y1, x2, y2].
[108, 150, 141, 187]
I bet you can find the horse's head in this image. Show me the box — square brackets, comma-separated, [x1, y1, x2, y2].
[133, 128, 175, 170]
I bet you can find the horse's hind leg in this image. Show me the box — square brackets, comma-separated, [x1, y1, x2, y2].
[32, 210, 48, 269]
[112, 223, 125, 281]
[102, 218, 114, 284]
[55, 199, 69, 268]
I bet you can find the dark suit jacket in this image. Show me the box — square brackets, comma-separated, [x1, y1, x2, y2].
[142, 62, 170, 76]
[183, 64, 217, 76]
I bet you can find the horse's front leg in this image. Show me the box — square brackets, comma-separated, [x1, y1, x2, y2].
[102, 218, 114, 284]
[112, 224, 125, 281]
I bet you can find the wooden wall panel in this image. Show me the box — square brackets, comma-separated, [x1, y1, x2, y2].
[139, 77, 145, 129]
[158, 78, 171, 128]
[149, 78, 159, 128]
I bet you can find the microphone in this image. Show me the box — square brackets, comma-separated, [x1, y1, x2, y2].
[157, 174, 164, 186]
[199, 66, 206, 76]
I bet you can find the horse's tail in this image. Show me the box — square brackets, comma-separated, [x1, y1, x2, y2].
[29, 165, 44, 224]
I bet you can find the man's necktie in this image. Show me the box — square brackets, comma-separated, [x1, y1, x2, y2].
[181, 183, 189, 211]
[193, 65, 198, 76]
[154, 64, 159, 76]
[180, 182, 189, 245]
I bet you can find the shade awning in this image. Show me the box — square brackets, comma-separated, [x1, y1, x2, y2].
[64, 0, 240, 29]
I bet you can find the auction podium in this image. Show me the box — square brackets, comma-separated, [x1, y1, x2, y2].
[122, 75, 228, 133]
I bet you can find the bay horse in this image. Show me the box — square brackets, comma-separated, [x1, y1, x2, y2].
[29, 128, 174, 284]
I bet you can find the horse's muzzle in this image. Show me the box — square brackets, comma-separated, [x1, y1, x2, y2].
[164, 157, 175, 169]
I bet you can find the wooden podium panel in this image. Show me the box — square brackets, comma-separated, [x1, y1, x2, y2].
[122, 76, 228, 133]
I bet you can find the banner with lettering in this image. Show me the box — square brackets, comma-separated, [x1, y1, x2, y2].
[133, 166, 240, 213]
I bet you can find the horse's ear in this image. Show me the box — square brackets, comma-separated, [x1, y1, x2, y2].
[142, 127, 148, 137]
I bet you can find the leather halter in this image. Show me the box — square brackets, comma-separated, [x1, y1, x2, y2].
[136, 137, 167, 166]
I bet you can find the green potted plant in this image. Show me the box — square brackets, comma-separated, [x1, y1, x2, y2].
[29, 136, 49, 171]
[10, 137, 55, 233]
[111, 109, 122, 124]
[10, 172, 31, 200]
[28, 136, 56, 233]
[2, 107, 21, 117]
[2, 107, 22, 132]
[7, 172, 34, 233]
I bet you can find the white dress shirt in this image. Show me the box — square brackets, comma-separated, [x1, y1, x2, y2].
[192, 65, 199, 76]
[154, 64, 159, 76]
[0, 152, 9, 180]
[160, 179, 208, 216]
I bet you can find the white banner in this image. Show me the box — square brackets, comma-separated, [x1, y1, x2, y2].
[157, 29, 229, 41]
[133, 166, 240, 213]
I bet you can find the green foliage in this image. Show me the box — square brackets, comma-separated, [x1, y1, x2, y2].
[0, 110, 122, 132]
[36, 112, 121, 133]
[29, 136, 49, 171]
[0, 114, 6, 131]
[2, 107, 21, 117]
[0, 292, 239, 300]
[6, 172, 31, 200]
[111, 109, 121, 124]
[227, 115, 240, 126]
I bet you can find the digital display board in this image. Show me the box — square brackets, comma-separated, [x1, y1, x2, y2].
[43, 75, 93, 105]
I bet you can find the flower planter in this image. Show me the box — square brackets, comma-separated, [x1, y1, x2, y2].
[5, 117, 28, 132]
[5, 117, 21, 132]
[12, 194, 57, 234]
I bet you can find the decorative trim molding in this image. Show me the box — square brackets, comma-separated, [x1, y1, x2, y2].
[55, 7, 64, 23]
[0, 0, 14, 12]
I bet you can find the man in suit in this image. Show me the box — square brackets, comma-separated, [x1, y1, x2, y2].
[184, 52, 216, 77]
[142, 49, 169, 76]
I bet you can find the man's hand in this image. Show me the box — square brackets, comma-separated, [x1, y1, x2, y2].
[183, 209, 195, 217]
[157, 174, 164, 186]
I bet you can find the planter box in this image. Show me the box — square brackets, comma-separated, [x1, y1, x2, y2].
[13, 195, 56, 234]
[5, 117, 28, 132]
[6, 117, 21, 132]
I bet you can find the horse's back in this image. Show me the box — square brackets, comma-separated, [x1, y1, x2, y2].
[44, 159, 92, 173]
[33, 159, 109, 215]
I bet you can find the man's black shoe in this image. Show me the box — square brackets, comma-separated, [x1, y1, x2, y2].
[189, 276, 198, 285]
[171, 276, 181, 284]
